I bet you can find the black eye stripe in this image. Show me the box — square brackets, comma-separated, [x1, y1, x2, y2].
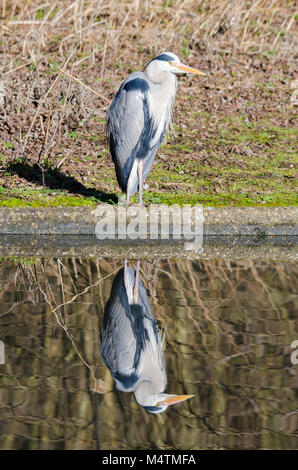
[156, 53, 175, 62]
[145, 53, 177, 69]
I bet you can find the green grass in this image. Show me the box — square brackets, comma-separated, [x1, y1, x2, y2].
[0, 187, 99, 207]
[139, 191, 296, 206]
[0, 257, 39, 265]
[136, 120, 297, 206]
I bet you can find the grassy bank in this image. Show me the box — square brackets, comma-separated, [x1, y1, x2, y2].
[0, 1, 297, 207]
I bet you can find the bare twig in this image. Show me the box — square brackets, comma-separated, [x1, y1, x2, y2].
[3, 60, 32, 76]
[60, 68, 109, 102]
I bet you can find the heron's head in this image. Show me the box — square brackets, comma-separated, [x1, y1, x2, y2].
[141, 393, 195, 414]
[145, 51, 206, 83]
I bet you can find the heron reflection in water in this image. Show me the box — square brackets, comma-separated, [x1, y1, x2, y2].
[100, 261, 194, 414]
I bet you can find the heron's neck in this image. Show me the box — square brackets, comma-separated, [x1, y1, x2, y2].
[146, 69, 176, 89]
[147, 72, 177, 130]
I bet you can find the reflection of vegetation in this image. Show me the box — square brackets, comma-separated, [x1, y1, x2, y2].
[0, 258, 297, 450]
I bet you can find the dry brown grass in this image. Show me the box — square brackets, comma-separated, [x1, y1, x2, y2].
[1, 1, 296, 65]
[2, 1, 296, 65]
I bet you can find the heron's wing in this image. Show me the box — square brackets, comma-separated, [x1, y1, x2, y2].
[101, 266, 165, 391]
[100, 268, 139, 389]
[136, 278, 166, 384]
[107, 72, 151, 192]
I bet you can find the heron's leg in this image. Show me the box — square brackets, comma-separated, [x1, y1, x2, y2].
[124, 260, 134, 304]
[138, 159, 143, 206]
[126, 158, 138, 205]
[133, 260, 140, 304]
[124, 259, 128, 286]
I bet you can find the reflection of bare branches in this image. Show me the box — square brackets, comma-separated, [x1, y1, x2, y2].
[40, 262, 58, 308]
[0, 258, 118, 395]
[217, 345, 251, 364]
[249, 260, 280, 319]
[0, 263, 42, 317]
[140, 259, 160, 302]
[0, 296, 31, 318]
[50, 269, 118, 315]
[38, 262, 119, 392]
[186, 260, 224, 334]
[25, 268, 85, 365]
[0, 257, 297, 449]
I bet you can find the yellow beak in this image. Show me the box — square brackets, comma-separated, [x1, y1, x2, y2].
[174, 63, 206, 75]
[157, 394, 195, 406]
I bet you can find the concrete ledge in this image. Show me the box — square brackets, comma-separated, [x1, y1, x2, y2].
[0, 235, 296, 260]
[0, 206, 297, 236]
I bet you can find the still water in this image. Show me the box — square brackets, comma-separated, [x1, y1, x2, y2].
[0, 258, 297, 450]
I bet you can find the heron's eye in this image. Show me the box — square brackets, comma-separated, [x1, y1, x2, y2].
[168, 61, 173, 65]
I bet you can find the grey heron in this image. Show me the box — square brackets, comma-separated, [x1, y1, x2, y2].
[100, 261, 194, 414]
[107, 52, 206, 204]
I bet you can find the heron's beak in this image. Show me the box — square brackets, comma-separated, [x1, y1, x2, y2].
[158, 394, 195, 406]
[173, 63, 206, 75]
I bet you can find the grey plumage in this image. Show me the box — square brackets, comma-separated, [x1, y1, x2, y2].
[107, 52, 205, 204]
[100, 262, 195, 413]
[108, 71, 176, 197]
[100, 263, 166, 395]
